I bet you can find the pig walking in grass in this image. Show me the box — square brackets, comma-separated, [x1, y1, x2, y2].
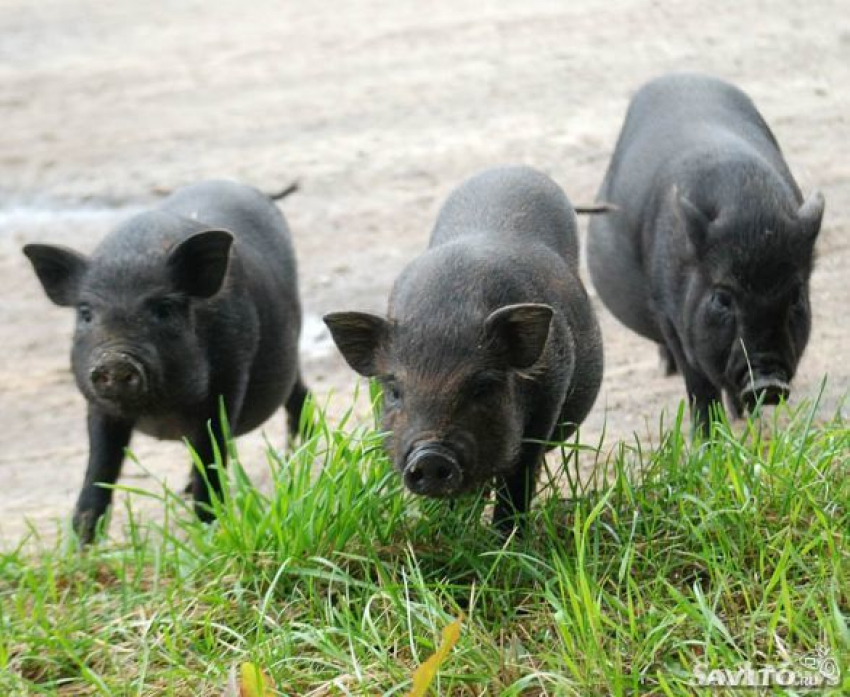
[24, 181, 309, 543]
[587, 73, 824, 429]
[325, 166, 603, 531]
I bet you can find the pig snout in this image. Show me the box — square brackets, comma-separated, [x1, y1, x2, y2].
[403, 442, 463, 497]
[89, 351, 148, 403]
[736, 360, 790, 412]
[739, 376, 790, 412]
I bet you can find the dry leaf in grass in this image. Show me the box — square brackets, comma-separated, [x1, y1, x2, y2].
[406, 616, 463, 697]
[223, 662, 276, 697]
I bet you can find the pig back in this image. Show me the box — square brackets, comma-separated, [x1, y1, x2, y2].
[430, 166, 580, 272]
[600, 73, 797, 214]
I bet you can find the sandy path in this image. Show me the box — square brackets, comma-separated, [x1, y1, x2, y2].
[1, 0, 847, 545]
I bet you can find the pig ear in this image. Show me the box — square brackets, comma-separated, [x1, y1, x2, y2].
[484, 303, 553, 370]
[677, 193, 711, 254]
[23, 244, 89, 307]
[323, 311, 389, 377]
[797, 191, 824, 244]
[167, 230, 233, 298]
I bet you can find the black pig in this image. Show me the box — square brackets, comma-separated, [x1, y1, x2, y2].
[325, 166, 603, 530]
[24, 180, 308, 542]
[587, 74, 824, 428]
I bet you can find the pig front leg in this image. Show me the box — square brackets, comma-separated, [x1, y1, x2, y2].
[493, 388, 575, 536]
[187, 417, 228, 523]
[493, 424, 554, 536]
[492, 454, 540, 535]
[683, 367, 722, 433]
[187, 378, 248, 523]
[73, 408, 134, 544]
[659, 320, 722, 433]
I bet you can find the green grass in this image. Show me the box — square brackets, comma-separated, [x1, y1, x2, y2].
[0, 394, 847, 696]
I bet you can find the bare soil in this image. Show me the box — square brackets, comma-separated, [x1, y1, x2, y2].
[1, 0, 847, 545]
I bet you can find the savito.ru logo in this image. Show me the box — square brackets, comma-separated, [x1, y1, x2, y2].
[691, 645, 840, 689]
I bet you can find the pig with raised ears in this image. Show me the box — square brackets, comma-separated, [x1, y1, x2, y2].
[587, 73, 824, 429]
[24, 180, 309, 543]
[325, 166, 603, 532]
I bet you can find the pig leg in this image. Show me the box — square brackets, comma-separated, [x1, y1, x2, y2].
[284, 373, 309, 438]
[492, 404, 560, 533]
[73, 408, 134, 544]
[181, 377, 303, 495]
[493, 458, 538, 534]
[187, 418, 228, 523]
[659, 343, 678, 376]
[188, 378, 249, 522]
[683, 367, 722, 432]
[660, 321, 721, 431]
[181, 417, 226, 499]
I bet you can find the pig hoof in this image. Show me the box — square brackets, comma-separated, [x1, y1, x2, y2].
[493, 516, 525, 541]
[72, 510, 99, 546]
[193, 501, 217, 524]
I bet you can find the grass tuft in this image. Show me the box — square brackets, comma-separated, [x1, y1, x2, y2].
[1, 395, 847, 695]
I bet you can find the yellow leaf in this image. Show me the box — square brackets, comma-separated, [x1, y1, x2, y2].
[406, 617, 463, 697]
[239, 662, 276, 697]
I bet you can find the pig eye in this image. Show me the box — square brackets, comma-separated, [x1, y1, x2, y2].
[469, 373, 504, 401]
[148, 298, 179, 322]
[710, 288, 734, 314]
[383, 379, 403, 406]
[77, 303, 93, 323]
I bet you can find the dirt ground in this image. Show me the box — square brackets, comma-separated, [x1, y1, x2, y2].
[1, 0, 847, 546]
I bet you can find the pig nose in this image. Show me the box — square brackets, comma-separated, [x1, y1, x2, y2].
[403, 443, 462, 497]
[90, 354, 146, 401]
[738, 375, 790, 413]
